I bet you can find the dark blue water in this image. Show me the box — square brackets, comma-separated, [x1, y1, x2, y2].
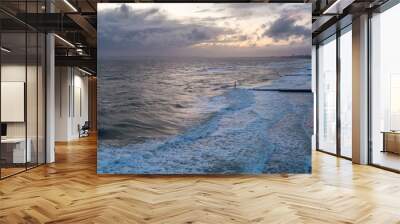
[98, 56, 310, 147]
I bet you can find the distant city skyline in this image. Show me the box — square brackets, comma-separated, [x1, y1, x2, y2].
[98, 3, 311, 58]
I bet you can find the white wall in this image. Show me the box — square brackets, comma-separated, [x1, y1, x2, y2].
[55, 67, 89, 141]
[55, 67, 70, 141]
[1, 64, 39, 137]
[1, 63, 46, 164]
[72, 73, 89, 138]
[1, 64, 27, 140]
[1, 64, 25, 81]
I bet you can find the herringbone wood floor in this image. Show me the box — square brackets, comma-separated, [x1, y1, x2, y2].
[1, 135, 400, 224]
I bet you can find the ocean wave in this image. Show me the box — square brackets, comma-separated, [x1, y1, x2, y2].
[98, 57, 312, 174]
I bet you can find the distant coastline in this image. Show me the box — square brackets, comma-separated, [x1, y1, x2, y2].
[98, 54, 312, 62]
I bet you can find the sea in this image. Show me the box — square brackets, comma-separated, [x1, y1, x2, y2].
[98, 56, 311, 148]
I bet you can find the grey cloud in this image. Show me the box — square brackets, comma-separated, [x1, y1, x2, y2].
[195, 7, 225, 13]
[98, 4, 231, 55]
[119, 3, 129, 16]
[263, 16, 310, 41]
[239, 35, 248, 41]
[98, 3, 311, 57]
[195, 8, 210, 13]
[187, 28, 211, 41]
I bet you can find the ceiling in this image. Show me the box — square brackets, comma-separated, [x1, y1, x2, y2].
[311, 0, 390, 43]
[1, 0, 393, 74]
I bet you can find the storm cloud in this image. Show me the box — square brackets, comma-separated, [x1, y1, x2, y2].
[263, 16, 311, 41]
[98, 3, 311, 57]
[98, 4, 232, 56]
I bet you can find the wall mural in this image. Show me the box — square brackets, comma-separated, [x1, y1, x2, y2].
[97, 3, 313, 174]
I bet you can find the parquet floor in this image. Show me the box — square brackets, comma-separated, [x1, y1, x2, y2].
[1, 135, 400, 223]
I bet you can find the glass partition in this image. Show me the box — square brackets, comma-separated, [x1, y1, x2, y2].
[0, 1, 46, 179]
[38, 32, 45, 165]
[370, 3, 400, 171]
[27, 31, 38, 169]
[1, 31, 28, 177]
[317, 35, 337, 154]
[339, 27, 352, 158]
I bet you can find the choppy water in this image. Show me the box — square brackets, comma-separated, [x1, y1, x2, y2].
[98, 56, 311, 147]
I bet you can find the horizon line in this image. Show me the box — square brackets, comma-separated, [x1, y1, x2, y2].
[98, 55, 312, 59]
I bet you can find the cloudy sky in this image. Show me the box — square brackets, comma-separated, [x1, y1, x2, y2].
[98, 3, 311, 58]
